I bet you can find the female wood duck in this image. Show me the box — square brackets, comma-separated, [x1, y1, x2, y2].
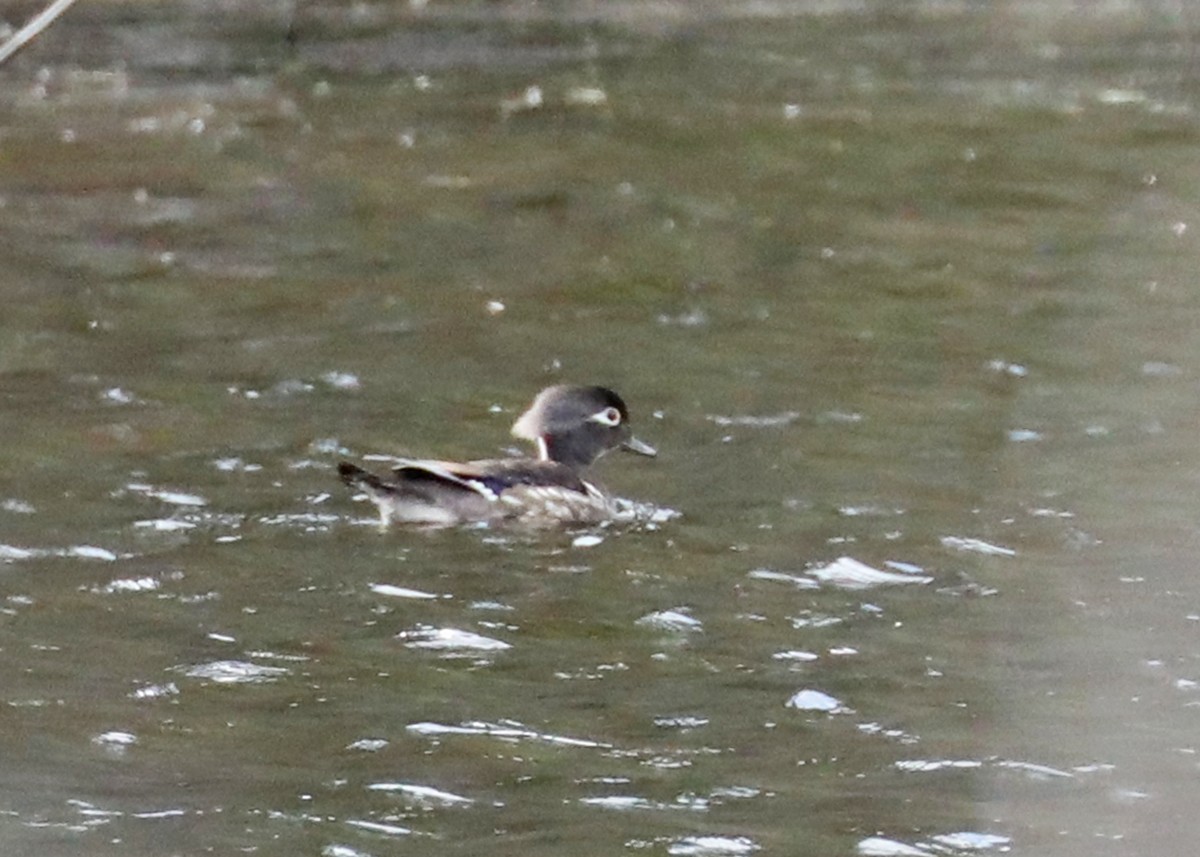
[337, 385, 657, 526]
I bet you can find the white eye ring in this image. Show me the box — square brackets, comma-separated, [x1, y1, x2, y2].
[590, 406, 622, 427]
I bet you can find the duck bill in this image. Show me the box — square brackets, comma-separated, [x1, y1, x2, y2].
[621, 435, 658, 457]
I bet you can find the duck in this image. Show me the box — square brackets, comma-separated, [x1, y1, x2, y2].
[337, 385, 656, 526]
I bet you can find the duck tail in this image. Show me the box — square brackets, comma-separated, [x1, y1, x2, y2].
[337, 461, 387, 492]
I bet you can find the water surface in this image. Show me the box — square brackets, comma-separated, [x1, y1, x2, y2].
[3, 2, 1200, 855]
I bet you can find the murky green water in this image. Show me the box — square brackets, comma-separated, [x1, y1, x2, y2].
[4, 1, 1200, 855]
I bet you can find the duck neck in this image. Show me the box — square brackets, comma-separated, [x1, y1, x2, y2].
[541, 432, 596, 471]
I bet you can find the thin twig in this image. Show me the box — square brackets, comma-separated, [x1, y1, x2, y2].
[0, 0, 82, 68]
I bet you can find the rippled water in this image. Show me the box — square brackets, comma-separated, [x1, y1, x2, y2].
[4, 2, 1200, 855]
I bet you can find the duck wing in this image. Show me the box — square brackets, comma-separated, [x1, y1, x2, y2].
[392, 457, 590, 499]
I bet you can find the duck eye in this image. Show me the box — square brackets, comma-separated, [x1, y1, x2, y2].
[591, 407, 622, 427]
